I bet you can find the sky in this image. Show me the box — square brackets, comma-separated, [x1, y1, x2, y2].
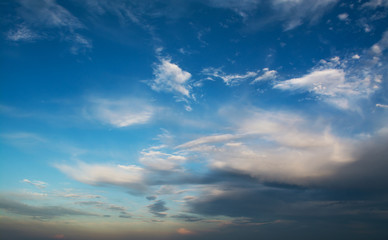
[1, 0, 388, 239]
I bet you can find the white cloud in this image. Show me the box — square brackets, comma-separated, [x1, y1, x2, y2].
[150, 58, 192, 97]
[206, 0, 338, 30]
[371, 30, 388, 55]
[1, 132, 46, 143]
[376, 103, 388, 108]
[274, 69, 347, 94]
[185, 105, 193, 112]
[22, 179, 48, 189]
[176, 134, 240, 149]
[352, 54, 360, 59]
[139, 149, 187, 171]
[251, 68, 277, 83]
[272, 0, 339, 31]
[17, 0, 83, 29]
[59, 193, 102, 199]
[85, 97, 154, 127]
[69, 34, 93, 55]
[338, 13, 349, 21]
[8, 0, 90, 53]
[205, 0, 261, 18]
[178, 109, 354, 186]
[202, 67, 258, 86]
[7, 25, 42, 42]
[55, 161, 146, 191]
[362, 0, 388, 8]
[273, 58, 381, 110]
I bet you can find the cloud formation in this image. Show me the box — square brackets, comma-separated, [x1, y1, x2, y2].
[85, 97, 154, 127]
[202, 67, 258, 86]
[6, 25, 42, 41]
[147, 200, 168, 217]
[273, 56, 381, 110]
[371, 30, 388, 55]
[0, 197, 97, 219]
[150, 58, 192, 98]
[139, 148, 187, 171]
[22, 179, 48, 189]
[6, 0, 91, 53]
[16, 0, 83, 29]
[206, 0, 338, 30]
[178, 109, 354, 186]
[55, 161, 147, 192]
[251, 68, 278, 83]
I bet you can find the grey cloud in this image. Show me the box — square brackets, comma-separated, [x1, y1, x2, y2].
[76, 201, 103, 206]
[108, 205, 127, 212]
[171, 213, 203, 222]
[76, 201, 130, 215]
[185, 135, 388, 238]
[0, 198, 97, 219]
[188, 184, 388, 236]
[146, 195, 157, 201]
[189, 186, 303, 219]
[322, 133, 388, 191]
[147, 200, 168, 217]
[186, 133, 388, 233]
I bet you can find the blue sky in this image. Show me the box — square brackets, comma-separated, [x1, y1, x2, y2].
[1, 0, 388, 239]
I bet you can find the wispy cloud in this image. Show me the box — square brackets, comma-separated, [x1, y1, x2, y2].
[0, 197, 97, 219]
[150, 58, 192, 98]
[202, 67, 277, 86]
[172, 214, 203, 222]
[206, 0, 339, 30]
[22, 179, 48, 189]
[55, 161, 147, 192]
[69, 33, 93, 55]
[6, 25, 42, 42]
[7, 0, 90, 54]
[17, 0, 83, 29]
[140, 148, 187, 171]
[362, 0, 388, 8]
[271, 0, 339, 31]
[75, 200, 131, 217]
[251, 68, 278, 83]
[202, 67, 258, 86]
[176, 134, 239, 149]
[84, 97, 154, 128]
[1, 132, 46, 143]
[371, 30, 388, 55]
[59, 193, 102, 199]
